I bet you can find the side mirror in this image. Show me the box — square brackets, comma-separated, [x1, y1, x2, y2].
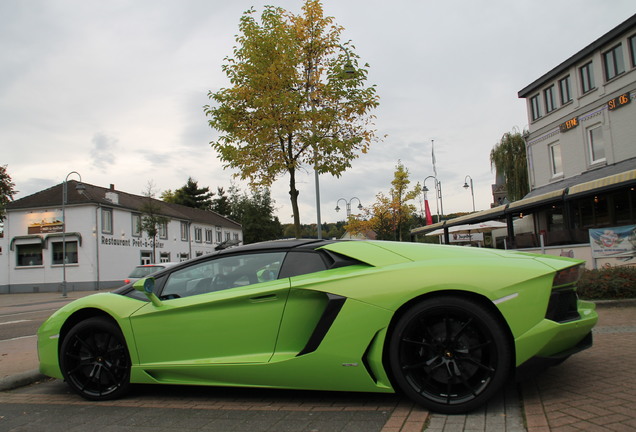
[133, 277, 163, 307]
[133, 277, 155, 294]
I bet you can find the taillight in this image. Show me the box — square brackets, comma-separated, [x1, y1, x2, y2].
[124, 279, 131, 284]
[552, 264, 584, 287]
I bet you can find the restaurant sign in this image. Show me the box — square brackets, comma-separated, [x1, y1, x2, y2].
[28, 219, 64, 234]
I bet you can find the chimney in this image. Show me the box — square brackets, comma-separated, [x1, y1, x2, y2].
[110, 184, 115, 190]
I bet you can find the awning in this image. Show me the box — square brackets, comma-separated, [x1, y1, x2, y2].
[44, 232, 83, 248]
[9, 235, 45, 251]
[411, 220, 445, 235]
[411, 204, 508, 235]
[444, 205, 508, 228]
[507, 188, 565, 213]
[566, 169, 636, 198]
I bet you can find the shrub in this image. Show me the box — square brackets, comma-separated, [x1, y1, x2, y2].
[577, 266, 636, 300]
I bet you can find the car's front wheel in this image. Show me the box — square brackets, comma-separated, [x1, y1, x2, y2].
[388, 296, 511, 414]
[60, 316, 131, 400]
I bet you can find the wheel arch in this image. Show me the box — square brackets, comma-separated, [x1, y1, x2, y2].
[58, 308, 121, 357]
[382, 289, 516, 381]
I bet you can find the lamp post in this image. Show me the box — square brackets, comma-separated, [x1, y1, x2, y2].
[313, 44, 357, 239]
[463, 175, 475, 212]
[335, 197, 363, 218]
[423, 175, 443, 221]
[61, 171, 85, 297]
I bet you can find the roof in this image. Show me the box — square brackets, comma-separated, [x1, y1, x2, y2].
[6, 181, 241, 229]
[518, 13, 636, 98]
[524, 157, 636, 198]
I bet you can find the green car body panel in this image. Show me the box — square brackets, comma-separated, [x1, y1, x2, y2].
[37, 240, 598, 407]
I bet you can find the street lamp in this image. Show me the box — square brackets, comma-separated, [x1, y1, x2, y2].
[463, 175, 475, 212]
[335, 197, 363, 218]
[61, 171, 85, 297]
[423, 175, 443, 221]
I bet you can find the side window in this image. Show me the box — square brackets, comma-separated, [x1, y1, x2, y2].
[161, 252, 286, 299]
[279, 251, 329, 278]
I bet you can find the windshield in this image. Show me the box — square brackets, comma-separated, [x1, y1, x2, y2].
[128, 265, 165, 278]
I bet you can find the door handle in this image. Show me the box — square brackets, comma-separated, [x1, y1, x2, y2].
[249, 294, 277, 302]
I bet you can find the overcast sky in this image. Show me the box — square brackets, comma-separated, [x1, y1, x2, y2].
[2, 1, 635, 225]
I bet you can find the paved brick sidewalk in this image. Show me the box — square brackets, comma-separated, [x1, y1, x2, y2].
[522, 304, 636, 432]
[2, 292, 635, 431]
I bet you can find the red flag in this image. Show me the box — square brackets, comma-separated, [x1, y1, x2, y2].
[424, 199, 433, 225]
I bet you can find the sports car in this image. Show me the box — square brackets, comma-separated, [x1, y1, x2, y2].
[37, 239, 598, 413]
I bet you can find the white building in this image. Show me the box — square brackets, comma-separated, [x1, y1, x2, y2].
[412, 13, 636, 266]
[512, 13, 636, 248]
[0, 181, 242, 294]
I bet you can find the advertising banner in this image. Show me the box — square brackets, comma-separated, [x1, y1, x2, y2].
[589, 225, 636, 259]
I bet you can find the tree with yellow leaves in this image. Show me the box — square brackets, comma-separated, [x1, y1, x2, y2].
[346, 161, 422, 241]
[205, 1, 379, 238]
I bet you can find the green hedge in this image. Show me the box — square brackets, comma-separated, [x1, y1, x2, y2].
[577, 266, 636, 300]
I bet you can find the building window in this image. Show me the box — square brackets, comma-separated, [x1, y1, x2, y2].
[603, 44, 625, 81]
[559, 75, 572, 104]
[158, 221, 168, 239]
[530, 94, 541, 120]
[16, 244, 43, 266]
[52, 241, 78, 265]
[101, 208, 113, 234]
[234, 233, 239, 241]
[544, 85, 556, 113]
[216, 230, 222, 243]
[225, 232, 231, 241]
[549, 143, 563, 176]
[132, 214, 142, 237]
[630, 35, 636, 68]
[580, 62, 595, 94]
[194, 227, 202, 243]
[205, 229, 213, 243]
[160, 252, 171, 263]
[140, 251, 152, 265]
[180, 221, 189, 241]
[588, 125, 605, 164]
[179, 252, 189, 262]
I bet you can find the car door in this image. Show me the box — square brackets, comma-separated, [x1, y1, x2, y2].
[129, 251, 289, 366]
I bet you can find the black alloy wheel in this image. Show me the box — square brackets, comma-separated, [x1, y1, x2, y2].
[389, 296, 511, 414]
[60, 316, 131, 401]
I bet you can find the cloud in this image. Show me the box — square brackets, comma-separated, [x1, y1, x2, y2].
[90, 133, 118, 171]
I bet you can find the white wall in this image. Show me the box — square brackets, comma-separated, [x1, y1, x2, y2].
[1, 203, 242, 293]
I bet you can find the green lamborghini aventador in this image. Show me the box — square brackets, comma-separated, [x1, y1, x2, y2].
[37, 239, 597, 413]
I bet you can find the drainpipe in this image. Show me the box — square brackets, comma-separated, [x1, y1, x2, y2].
[95, 205, 101, 290]
[188, 221, 193, 258]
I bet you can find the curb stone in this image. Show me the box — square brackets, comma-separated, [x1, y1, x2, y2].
[0, 369, 46, 392]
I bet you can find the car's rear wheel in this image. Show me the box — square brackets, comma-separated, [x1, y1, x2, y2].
[388, 296, 511, 414]
[60, 316, 131, 400]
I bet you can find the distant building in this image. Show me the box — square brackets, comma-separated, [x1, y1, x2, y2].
[0, 181, 242, 294]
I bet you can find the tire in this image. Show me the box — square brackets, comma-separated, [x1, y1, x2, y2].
[388, 296, 511, 414]
[59, 316, 131, 401]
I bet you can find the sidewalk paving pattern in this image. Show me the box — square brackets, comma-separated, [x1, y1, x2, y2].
[1, 292, 634, 431]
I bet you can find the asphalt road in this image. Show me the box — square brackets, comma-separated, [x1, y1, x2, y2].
[0, 299, 64, 341]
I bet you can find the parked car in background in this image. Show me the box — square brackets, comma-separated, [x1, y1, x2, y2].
[123, 262, 179, 285]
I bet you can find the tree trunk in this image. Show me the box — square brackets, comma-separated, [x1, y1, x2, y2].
[289, 168, 301, 239]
